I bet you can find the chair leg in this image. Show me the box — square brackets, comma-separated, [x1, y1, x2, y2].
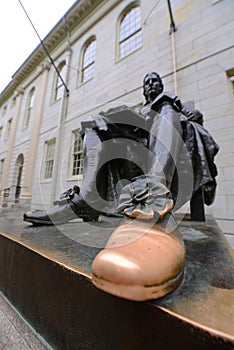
[190, 187, 205, 221]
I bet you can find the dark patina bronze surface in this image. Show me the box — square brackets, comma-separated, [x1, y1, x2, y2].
[0, 211, 233, 349]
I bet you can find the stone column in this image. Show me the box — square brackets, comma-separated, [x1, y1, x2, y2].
[21, 62, 50, 200]
[49, 48, 72, 204]
[0, 88, 24, 189]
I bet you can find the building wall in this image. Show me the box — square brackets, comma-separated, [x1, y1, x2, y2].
[0, 0, 233, 233]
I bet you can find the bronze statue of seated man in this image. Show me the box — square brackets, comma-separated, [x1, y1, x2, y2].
[23, 72, 219, 301]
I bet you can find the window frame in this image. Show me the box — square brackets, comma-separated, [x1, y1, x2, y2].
[23, 87, 35, 129]
[79, 37, 96, 84]
[41, 138, 56, 181]
[117, 3, 142, 60]
[53, 61, 67, 102]
[69, 130, 84, 180]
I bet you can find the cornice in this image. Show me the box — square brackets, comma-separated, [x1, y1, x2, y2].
[0, 0, 102, 105]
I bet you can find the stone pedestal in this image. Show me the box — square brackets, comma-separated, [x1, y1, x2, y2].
[0, 213, 233, 349]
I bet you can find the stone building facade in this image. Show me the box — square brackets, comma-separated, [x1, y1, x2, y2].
[0, 0, 233, 233]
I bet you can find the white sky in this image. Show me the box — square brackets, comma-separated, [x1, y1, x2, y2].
[0, 0, 76, 93]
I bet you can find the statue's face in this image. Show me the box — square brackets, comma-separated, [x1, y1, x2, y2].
[143, 73, 162, 102]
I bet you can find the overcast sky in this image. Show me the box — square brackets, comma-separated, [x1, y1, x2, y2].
[0, 0, 76, 93]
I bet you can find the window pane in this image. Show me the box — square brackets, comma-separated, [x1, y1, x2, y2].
[83, 65, 95, 82]
[29, 89, 35, 108]
[120, 31, 142, 58]
[44, 160, 54, 179]
[55, 62, 66, 100]
[82, 40, 96, 82]
[44, 140, 55, 179]
[120, 7, 141, 41]
[83, 41, 96, 69]
[72, 132, 83, 176]
[56, 85, 64, 100]
[119, 6, 142, 58]
[24, 88, 35, 128]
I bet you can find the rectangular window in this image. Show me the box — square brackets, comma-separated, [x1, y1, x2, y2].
[71, 130, 83, 177]
[44, 139, 56, 179]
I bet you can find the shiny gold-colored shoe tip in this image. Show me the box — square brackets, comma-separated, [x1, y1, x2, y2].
[92, 220, 185, 301]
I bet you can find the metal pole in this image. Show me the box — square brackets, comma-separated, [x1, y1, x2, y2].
[167, 0, 177, 33]
[18, 0, 69, 96]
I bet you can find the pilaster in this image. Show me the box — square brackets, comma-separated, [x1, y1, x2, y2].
[0, 89, 24, 189]
[22, 62, 50, 200]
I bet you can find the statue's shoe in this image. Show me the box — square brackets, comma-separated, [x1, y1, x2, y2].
[23, 193, 100, 225]
[92, 216, 185, 301]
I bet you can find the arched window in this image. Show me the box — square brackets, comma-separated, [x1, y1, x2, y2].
[54, 61, 66, 101]
[23, 87, 35, 128]
[80, 38, 96, 83]
[118, 5, 142, 59]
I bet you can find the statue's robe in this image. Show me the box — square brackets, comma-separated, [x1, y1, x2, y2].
[81, 93, 219, 215]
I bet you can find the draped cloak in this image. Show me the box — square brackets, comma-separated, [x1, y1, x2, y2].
[80, 92, 219, 214]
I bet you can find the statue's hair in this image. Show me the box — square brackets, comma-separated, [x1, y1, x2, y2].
[143, 72, 164, 102]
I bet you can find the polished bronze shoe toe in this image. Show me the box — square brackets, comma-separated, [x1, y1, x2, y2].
[92, 220, 185, 301]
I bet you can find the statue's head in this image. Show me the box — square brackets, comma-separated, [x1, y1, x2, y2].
[143, 72, 164, 103]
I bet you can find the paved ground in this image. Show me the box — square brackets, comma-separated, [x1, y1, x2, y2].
[0, 292, 52, 350]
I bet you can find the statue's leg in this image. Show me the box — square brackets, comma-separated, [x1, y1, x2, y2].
[92, 104, 186, 301]
[147, 103, 183, 188]
[147, 105, 194, 211]
[117, 103, 186, 221]
[79, 128, 108, 213]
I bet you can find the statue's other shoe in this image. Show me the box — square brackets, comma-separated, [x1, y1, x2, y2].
[92, 216, 185, 301]
[23, 193, 99, 225]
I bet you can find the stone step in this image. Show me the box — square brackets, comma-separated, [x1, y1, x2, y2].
[0, 213, 233, 350]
